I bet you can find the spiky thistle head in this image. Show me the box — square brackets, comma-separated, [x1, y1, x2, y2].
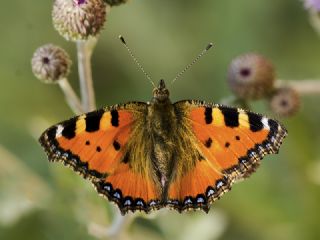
[31, 44, 72, 83]
[269, 86, 300, 117]
[52, 0, 107, 41]
[227, 53, 276, 100]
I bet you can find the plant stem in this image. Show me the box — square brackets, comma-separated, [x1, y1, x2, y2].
[288, 80, 320, 95]
[88, 213, 133, 239]
[58, 78, 84, 114]
[76, 37, 133, 239]
[77, 39, 97, 112]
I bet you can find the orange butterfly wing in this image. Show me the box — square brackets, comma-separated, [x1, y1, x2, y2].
[39, 103, 161, 214]
[167, 100, 287, 212]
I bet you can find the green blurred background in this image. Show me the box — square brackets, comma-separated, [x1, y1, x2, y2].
[1, 0, 320, 239]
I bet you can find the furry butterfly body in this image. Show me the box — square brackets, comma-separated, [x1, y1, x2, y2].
[40, 79, 287, 215]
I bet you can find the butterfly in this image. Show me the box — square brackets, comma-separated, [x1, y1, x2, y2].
[39, 78, 287, 215]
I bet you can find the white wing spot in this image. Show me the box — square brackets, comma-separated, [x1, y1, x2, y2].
[207, 189, 215, 197]
[262, 117, 270, 130]
[113, 192, 121, 199]
[216, 181, 224, 189]
[197, 197, 205, 203]
[56, 125, 64, 137]
[136, 200, 144, 206]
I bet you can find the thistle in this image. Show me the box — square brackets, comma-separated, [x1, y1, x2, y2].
[52, 0, 107, 41]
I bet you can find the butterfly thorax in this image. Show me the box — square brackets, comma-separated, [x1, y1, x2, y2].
[149, 79, 174, 137]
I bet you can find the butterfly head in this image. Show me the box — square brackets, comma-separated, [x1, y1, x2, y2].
[152, 79, 170, 103]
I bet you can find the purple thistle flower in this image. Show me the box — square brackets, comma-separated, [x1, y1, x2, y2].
[304, 0, 320, 11]
[76, 0, 86, 4]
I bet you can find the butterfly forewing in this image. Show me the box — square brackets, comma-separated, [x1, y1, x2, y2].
[39, 102, 162, 214]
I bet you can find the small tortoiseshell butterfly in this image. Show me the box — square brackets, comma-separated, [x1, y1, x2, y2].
[39, 40, 287, 215]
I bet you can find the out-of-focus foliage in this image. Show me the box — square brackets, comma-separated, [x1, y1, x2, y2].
[1, 1, 320, 240]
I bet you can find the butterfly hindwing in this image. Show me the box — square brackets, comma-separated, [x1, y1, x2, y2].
[167, 100, 287, 212]
[39, 102, 161, 214]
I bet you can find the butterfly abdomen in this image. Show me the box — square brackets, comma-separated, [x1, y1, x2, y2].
[146, 100, 180, 191]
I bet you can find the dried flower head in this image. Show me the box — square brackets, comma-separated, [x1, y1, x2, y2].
[52, 0, 107, 41]
[104, 0, 128, 6]
[227, 53, 276, 100]
[304, 0, 320, 11]
[269, 86, 300, 117]
[31, 44, 71, 83]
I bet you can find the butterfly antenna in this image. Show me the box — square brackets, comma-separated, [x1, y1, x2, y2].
[119, 35, 156, 88]
[171, 43, 213, 85]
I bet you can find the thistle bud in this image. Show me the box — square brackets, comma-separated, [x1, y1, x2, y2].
[269, 86, 300, 117]
[31, 44, 71, 83]
[104, 0, 128, 6]
[52, 0, 107, 41]
[227, 53, 275, 100]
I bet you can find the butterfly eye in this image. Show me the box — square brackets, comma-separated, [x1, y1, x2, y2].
[152, 89, 159, 96]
